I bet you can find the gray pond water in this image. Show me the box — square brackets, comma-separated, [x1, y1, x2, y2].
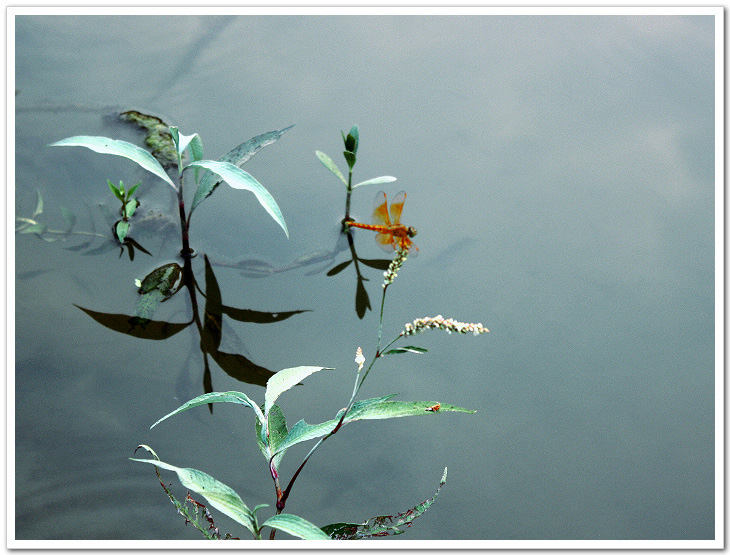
[13, 12, 717, 542]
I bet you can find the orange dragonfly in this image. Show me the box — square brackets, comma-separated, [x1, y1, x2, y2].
[347, 191, 418, 255]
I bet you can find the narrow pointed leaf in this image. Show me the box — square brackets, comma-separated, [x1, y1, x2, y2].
[131, 457, 257, 536]
[191, 125, 293, 213]
[263, 514, 331, 540]
[255, 403, 288, 469]
[127, 181, 141, 197]
[219, 125, 295, 168]
[350, 400, 476, 420]
[383, 346, 428, 355]
[315, 150, 347, 185]
[150, 391, 265, 429]
[352, 175, 397, 189]
[186, 160, 288, 238]
[264, 366, 331, 416]
[271, 395, 397, 457]
[107, 179, 123, 201]
[321, 467, 447, 539]
[49, 136, 175, 189]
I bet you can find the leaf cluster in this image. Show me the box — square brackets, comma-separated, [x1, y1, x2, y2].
[132, 366, 474, 539]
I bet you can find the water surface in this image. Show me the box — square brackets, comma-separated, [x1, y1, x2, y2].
[14, 12, 716, 542]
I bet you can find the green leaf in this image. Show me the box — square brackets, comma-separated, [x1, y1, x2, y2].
[137, 262, 182, 296]
[186, 160, 288, 239]
[343, 150, 356, 170]
[127, 181, 141, 197]
[49, 136, 176, 189]
[107, 179, 123, 201]
[131, 456, 257, 537]
[114, 220, 129, 243]
[262, 513, 331, 540]
[321, 467, 447, 539]
[264, 366, 331, 416]
[315, 150, 347, 185]
[352, 175, 397, 189]
[150, 391, 265, 429]
[125, 199, 138, 218]
[219, 125, 295, 168]
[272, 397, 474, 458]
[348, 124, 359, 155]
[271, 396, 397, 458]
[255, 403, 288, 469]
[191, 125, 293, 213]
[383, 346, 428, 355]
[170, 127, 204, 174]
[351, 400, 477, 420]
[135, 263, 182, 320]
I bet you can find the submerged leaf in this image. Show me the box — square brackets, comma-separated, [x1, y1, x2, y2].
[119, 110, 179, 169]
[18, 222, 47, 235]
[32, 189, 43, 218]
[59, 206, 76, 233]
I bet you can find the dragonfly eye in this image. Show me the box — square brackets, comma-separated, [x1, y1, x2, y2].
[408, 226, 418, 238]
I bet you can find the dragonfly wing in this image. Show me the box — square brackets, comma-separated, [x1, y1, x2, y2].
[372, 191, 391, 226]
[375, 232, 396, 252]
[389, 191, 407, 225]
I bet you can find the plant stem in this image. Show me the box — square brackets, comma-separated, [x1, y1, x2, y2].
[344, 169, 353, 221]
[177, 174, 192, 259]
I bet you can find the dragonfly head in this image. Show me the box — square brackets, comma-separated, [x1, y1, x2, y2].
[407, 226, 418, 238]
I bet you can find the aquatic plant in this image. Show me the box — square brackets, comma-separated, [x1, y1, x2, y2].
[132, 245, 486, 540]
[45, 123, 487, 540]
[48, 122, 302, 390]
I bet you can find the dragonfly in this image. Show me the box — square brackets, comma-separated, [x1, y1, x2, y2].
[346, 191, 418, 255]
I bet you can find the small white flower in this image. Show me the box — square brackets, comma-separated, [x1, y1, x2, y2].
[355, 347, 365, 372]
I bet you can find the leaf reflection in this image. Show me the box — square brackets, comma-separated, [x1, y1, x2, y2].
[74, 255, 308, 391]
